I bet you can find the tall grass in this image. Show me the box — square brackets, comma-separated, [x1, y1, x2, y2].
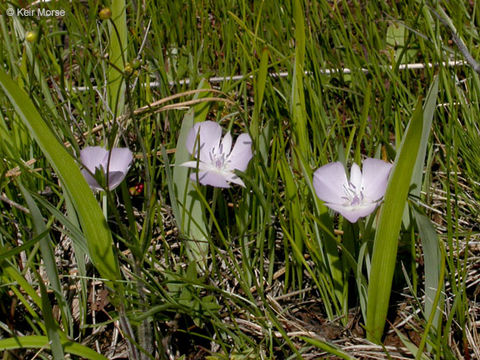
[0, 0, 479, 358]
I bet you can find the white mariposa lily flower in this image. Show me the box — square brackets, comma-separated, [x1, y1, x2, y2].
[80, 146, 133, 191]
[182, 121, 253, 188]
[313, 158, 393, 223]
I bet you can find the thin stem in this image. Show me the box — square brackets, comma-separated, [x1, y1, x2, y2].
[102, 192, 107, 220]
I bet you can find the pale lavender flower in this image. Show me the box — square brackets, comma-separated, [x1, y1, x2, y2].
[313, 158, 393, 223]
[80, 146, 133, 191]
[182, 121, 253, 188]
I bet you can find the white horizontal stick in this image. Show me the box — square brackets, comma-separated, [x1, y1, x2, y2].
[70, 60, 465, 92]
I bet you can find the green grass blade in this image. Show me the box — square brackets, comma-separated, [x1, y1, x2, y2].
[0, 335, 108, 360]
[0, 231, 46, 261]
[291, 0, 308, 156]
[0, 68, 120, 285]
[3, 262, 42, 310]
[172, 80, 211, 271]
[36, 271, 65, 359]
[108, 0, 127, 116]
[414, 211, 444, 357]
[27, 191, 89, 255]
[411, 76, 439, 199]
[19, 182, 72, 334]
[300, 336, 355, 360]
[366, 97, 424, 343]
[391, 328, 431, 360]
[252, 47, 269, 144]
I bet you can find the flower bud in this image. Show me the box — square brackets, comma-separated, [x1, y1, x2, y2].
[124, 63, 133, 75]
[25, 31, 38, 43]
[99, 8, 112, 20]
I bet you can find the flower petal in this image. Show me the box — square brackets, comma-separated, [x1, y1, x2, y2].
[227, 133, 252, 172]
[181, 160, 206, 169]
[190, 170, 230, 188]
[80, 146, 108, 173]
[224, 171, 246, 187]
[106, 171, 128, 190]
[361, 158, 393, 201]
[349, 163, 362, 189]
[221, 132, 232, 155]
[185, 121, 222, 162]
[313, 162, 348, 204]
[80, 146, 132, 191]
[81, 168, 102, 191]
[325, 201, 379, 223]
[106, 148, 133, 172]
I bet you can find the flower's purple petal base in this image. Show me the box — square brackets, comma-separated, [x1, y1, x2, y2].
[325, 201, 379, 223]
[190, 171, 230, 188]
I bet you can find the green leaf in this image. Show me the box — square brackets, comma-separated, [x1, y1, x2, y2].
[414, 210, 444, 358]
[0, 68, 120, 286]
[291, 0, 308, 156]
[0, 231, 46, 261]
[172, 80, 211, 271]
[252, 47, 269, 144]
[19, 182, 72, 334]
[36, 271, 65, 359]
[411, 76, 439, 199]
[0, 335, 108, 360]
[27, 190, 89, 255]
[366, 96, 424, 343]
[409, 77, 442, 337]
[300, 336, 355, 360]
[108, 0, 127, 116]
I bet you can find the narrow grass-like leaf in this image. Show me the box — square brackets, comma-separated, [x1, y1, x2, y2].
[403, 76, 439, 227]
[366, 97, 424, 343]
[291, 0, 308, 157]
[414, 210, 445, 358]
[391, 327, 431, 360]
[354, 84, 371, 165]
[278, 157, 305, 288]
[0, 335, 108, 360]
[19, 182, 71, 334]
[252, 47, 269, 144]
[0, 231, 46, 261]
[172, 80, 211, 270]
[0, 68, 120, 285]
[3, 262, 42, 309]
[300, 336, 355, 360]
[418, 217, 442, 309]
[108, 0, 127, 116]
[26, 191, 88, 255]
[411, 76, 438, 197]
[298, 149, 343, 318]
[36, 271, 64, 359]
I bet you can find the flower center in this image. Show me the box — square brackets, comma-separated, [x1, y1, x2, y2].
[209, 143, 229, 170]
[342, 181, 364, 207]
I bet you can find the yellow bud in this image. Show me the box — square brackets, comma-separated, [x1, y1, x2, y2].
[25, 31, 38, 43]
[124, 63, 133, 75]
[99, 8, 111, 20]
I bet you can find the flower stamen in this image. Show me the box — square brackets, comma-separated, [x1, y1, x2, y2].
[342, 182, 365, 206]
